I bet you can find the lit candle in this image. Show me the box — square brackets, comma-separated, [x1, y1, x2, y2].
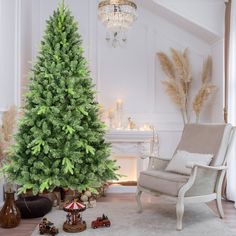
[140, 124, 151, 131]
[116, 99, 123, 111]
[108, 108, 114, 119]
[108, 108, 115, 129]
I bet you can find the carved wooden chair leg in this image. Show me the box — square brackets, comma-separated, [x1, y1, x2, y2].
[216, 170, 225, 219]
[136, 188, 143, 213]
[216, 194, 224, 219]
[176, 197, 184, 230]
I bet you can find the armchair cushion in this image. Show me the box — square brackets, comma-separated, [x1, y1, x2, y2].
[138, 170, 189, 196]
[165, 150, 213, 175]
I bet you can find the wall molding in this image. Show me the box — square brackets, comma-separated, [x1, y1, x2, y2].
[106, 130, 153, 143]
[88, 0, 99, 88]
[0, 108, 7, 113]
[31, 0, 40, 61]
[14, 0, 21, 107]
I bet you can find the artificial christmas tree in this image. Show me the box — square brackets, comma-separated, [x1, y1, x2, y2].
[4, 2, 118, 195]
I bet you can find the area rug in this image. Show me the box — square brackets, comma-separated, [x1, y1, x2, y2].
[31, 202, 235, 236]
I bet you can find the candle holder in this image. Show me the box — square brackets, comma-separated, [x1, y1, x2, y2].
[116, 99, 123, 129]
[108, 108, 115, 129]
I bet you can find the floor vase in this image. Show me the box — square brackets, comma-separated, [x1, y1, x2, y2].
[0, 192, 21, 228]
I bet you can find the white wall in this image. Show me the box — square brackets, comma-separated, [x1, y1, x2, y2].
[153, 0, 225, 37]
[0, 0, 18, 113]
[211, 39, 225, 123]
[20, 0, 33, 100]
[0, 0, 32, 115]
[0, 0, 225, 158]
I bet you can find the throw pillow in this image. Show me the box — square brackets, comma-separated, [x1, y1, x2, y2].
[165, 150, 213, 175]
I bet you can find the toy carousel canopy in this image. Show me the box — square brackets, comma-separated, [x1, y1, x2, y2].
[64, 201, 86, 212]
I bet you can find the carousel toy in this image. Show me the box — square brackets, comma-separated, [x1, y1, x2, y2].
[63, 200, 86, 233]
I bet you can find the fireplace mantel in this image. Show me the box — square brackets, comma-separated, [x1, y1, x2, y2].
[105, 129, 153, 193]
[106, 130, 153, 143]
[106, 129, 153, 157]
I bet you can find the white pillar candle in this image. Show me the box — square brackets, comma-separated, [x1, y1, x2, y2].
[116, 99, 123, 111]
[108, 108, 115, 119]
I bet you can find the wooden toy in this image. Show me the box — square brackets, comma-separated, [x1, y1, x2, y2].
[39, 218, 59, 236]
[91, 214, 111, 229]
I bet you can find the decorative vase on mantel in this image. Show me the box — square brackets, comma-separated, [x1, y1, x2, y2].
[0, 189, 21, 228]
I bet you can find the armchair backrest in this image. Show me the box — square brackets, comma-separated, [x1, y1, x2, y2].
[175, 124, 233, 166]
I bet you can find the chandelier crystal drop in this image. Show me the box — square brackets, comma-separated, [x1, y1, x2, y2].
[98, 0, 138, 48]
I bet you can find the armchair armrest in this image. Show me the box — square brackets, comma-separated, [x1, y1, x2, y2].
[147, 156, 170, 170]
[149, 155, 170, 161]
[140, 154, 170, 170]
[141, 154, 169, 160]
[186, 163, 227, 171]
[179, 163, 227, 198]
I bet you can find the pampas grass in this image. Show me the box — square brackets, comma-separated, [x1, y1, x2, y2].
[162, 80, 186, 109]
[193, 57, 216, 122]
[193, 84, 216, 122]
[157, 48, 192, 124]
[171, 48, 191, 83]
[2, 106, 17, 142]
[158, 49, 216, 124]
[201, 56, 212, 83]
[162, 79, 187, 124]
[157, 52, 175, 80]
[0, 106, 17, 164]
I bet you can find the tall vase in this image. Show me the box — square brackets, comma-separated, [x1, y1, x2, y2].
[0, 192, 21, 228]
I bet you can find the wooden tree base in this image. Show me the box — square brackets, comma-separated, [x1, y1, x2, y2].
[63, 221, 86, 233]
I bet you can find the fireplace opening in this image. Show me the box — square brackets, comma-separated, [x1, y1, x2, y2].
[110, 155, 138, 186]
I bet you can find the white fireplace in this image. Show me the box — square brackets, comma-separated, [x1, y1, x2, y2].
[106, 130, 153, 193]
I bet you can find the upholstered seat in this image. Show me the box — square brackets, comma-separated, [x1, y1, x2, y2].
[136, 124, 236, 230]
[139, 170, 189, 196]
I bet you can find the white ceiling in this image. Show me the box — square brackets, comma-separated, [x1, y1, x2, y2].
[135, 0, 225, 44]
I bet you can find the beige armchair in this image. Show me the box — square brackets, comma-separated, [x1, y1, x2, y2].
[136, 124, 235, 230]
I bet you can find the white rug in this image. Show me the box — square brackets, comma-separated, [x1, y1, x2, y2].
[32, 202, 235, 236]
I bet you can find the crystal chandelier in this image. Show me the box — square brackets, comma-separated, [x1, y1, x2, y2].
[98, 0, 138, 48]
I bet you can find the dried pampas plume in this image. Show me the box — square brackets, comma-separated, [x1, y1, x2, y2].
[157, 53, 175, 80]
[201, 56, 212, 83]
[193, 84, 216, 122]
[158, 48, 216, 124]
[162, 80, 186, 109]
[171, 48, 191, 83]
[0, 106, 17, 164]
[158, 48, 191, 124]
[193, 56, 216, 122]
[2, 106, 17, 142]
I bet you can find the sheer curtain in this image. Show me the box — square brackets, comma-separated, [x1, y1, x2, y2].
[226, 0, 236, 205]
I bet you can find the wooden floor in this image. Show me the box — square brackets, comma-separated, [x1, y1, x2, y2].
[0, 193, 236, 236]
